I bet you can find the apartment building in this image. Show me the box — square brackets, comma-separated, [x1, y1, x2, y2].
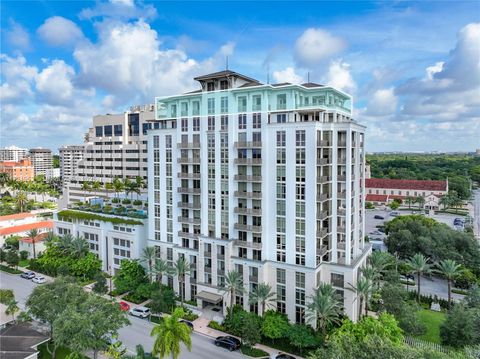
[59, 145, 84, 187]
[64, 105, 155, 204]
[0, 145, 28, 162]
[147, 70, 370, 324]
[29, 148, 53, 177]
[0, 158, 34, 181]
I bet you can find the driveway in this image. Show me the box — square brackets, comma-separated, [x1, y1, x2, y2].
[405, 274, 465, 302]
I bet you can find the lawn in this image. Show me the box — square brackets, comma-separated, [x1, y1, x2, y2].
[18, 259, 29, 267]
[416, 309, 446, 344]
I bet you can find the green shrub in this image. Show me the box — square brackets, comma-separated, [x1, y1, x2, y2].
[111, 198, 120, 203]
[240, 345, 269, 357]
[57, 209, 143, 225]
[19, 250, 29, 260]
[181, 308, 199, 321]
[454, 268, 478, 289]
[0, 264, 22, 274]
[122, 199, 131, 205]
[365, 202, 374, 209]
[133, 200, 142, 205]
[208, 320, 226, 331]
[103, 205, 113, 213]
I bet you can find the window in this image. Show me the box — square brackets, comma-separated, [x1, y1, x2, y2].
[193, 117, 200, 131]
[221, 115, 228, 131]
[276, 268, 286, 284]
[104, 125, 112, 136]
[238, 114, 246, 129]
[277, 114, 287, 123]
[207, 98, 215, 114]
[331, 273, 344, 288]
[114, 124, 122, 136]
[276, 131, 286, 146]
[221, 97, 228, 113]
[208, 116, 215, 131]
[238, 96, 247, 112]
[253, 113, 261, 128]
[296, 130, 306, 146]
[220, 80, 228, 90]
[95, 126, 103, 137]
[207, 82, 215, 91]
[181, 118, 188, 132]
[252, 95, 261, 111]
[192, 101, 200, 115]
[277, 94, 287, 109]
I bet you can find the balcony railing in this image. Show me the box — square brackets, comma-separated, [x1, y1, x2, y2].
[338, 157, 346, 164]
[233, 239, 262, 249]
[177, 202, 201, 209]
[177, 172, 201, 179]
[204, 251, 211, 257]
[177, 231, 197, 239]
[316, 228, 328, 237]
[177, 216, 201, 225]
[338, 208, 346, 215]
[249, 275, 258, 283]
[177, 157, 201, 164]
[338, 141, 347, 147]
[177, 187, 201, 194]
[317, 193, 328, 202]
[317, 175, 330, 183]
[338, 242, 346, 250]
[317, 245, 328, 255]
[317, 158, 330, 165]
[318, 140, 331, 146]
[234, 207, 262, 215]
[234, 191, 262, 199]
[337, 191, 346, 198]
[234, 158, 262, 165]
[177, 142, 201, 149]
[234, 141, 262, 149]
[234, 223, 262, 232]
[234, 175, 262, 182]
[337, 226, 346, 233]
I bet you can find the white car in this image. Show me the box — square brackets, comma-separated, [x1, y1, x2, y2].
[32, 276, 46, 284]
[129, 306, 151, 318]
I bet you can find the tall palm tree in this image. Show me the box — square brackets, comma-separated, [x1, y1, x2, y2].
[0, 173, 9, 189]
[123, 178, 136, 200]
[306, 283, 342, 336]
[436, 259, 463, 308]
[154, 258, 175, 288]
[141, 246, 156, 283]
[16, 191, 28, 212]
[91, 180, 102, 195]
[416, 196, 425, 211]
[174, 257, 190, 307]
[361, 266, 381, 290]
[70, 236, 90, 258]
[135, 176, 146, 199]
[26, 229, 39, 259]
[105, 182, 113, 196]
[5, 299, 19, 323]
[150, 307, 192, 359]
[112, 177, 125, 199]
[407, 253, 432, 302]
[439, 195, 451, 210]
[249, 283, 276, 316]
[44, 231, 57, 247]
[405, 196, 415, 209]
[81, 181, 92, 202]
[349, 277, 373, 318]
[221, 270, 244, 311]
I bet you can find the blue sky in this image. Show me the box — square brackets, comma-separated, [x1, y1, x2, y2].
[1, 0, 479, 152]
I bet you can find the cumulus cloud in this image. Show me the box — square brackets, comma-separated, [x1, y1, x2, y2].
[79, 0, 157, 21]
[272, 67, 303, 84]
[5, 20, 31, 51]
[37, 16, 84, 47]
[0, 55, 37, 104]
[294, 28, 345, 68]
[366, 87, 398, 116]
[35, 60, 77, 106]
[324, 60, 356, 94]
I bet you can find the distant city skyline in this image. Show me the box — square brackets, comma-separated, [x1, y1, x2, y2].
[1, 0, 479, 152]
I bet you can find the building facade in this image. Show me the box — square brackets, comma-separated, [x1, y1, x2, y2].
[59, 145, 85, 187]
[29, 148, 53, 177]
[0, 146, 28, 162]
[0, 158, 34, 181]
[147, 70, 370, 324]
[64, 105, 155, 204]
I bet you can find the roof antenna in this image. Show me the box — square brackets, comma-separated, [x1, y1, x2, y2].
[307, 71, 310, 83]
[226, 56, 229, 71]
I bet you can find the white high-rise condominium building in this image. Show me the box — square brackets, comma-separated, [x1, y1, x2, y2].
[0, 146, 28, 162]
[29, 148, 53, 177]
[59, 145, 84, 188]
[64, 105, 155, 204]
[147, 70, 370, 324]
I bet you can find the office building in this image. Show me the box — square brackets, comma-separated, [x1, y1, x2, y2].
[59, 145, 84, 187]
[0, 146, 28, 162]
[0, 158, 34, 181]
[29, 148, 53, 177]
[147, 70, 370, 324]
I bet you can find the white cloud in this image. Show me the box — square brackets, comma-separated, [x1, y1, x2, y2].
[37, 16, 84, 47]
[272, 67, 303, 84]
[294, 28, 345, 68]
[5, 20, 31, 51]
[35, 60, 76, 106]
[366, 87, 398, 116]
[79, 0, 157, 21]
[324, 60, 356, 94]
[0, 55, 37, 104]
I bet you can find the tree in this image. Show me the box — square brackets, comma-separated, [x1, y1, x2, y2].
[150, 286, 176, 314]
[415, 196, 425, 210]
[91, 180, 102, 194]
[174, 257, 190, 307]
[440, 304, 480, 348]
[221, 270, 244, 311]
[57, 233, 74, 254]
[5, 250, 19, 269]
[123, 345, 153, 359]
[81, 181, 92, 202]
[113, 259, 148, 294]
[0, 289, 14, 304]
[27, 229, 39, 259]
[134, 176, 146, 199]
[16, 191, 28, 212]
[406, 253, 432, 302]
[349, 277, 373, 318]
[389, 201, 400, 211]
[5, 299, 19, 322]
[141, 246, 156, 283]
[153, 258, 174, 288]
[439, 195, 451, 210]
[150, 307, 192, 359]
[240, 312, 262, 348]
[286, 324, 318, 355]
[112, 178, 125, 199]
[262, 310, 289, 344]
[70, 236, 90, 258]
[435, 259, 463, 308]
[249, 283, 275, 316]
[306, 283, 342, 336]
[92, 272, 108, 295]
[405, 196, 416, 209]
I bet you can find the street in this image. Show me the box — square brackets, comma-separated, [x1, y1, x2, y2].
[0, 271, 243, 359]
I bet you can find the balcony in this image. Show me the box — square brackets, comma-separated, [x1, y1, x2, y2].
[338, 157, 346, 164]
[234, 141, 262, 149]
[177, 187, 201, 194]
[204, 251, 211, 257]
[249, 275, 258, 283]
[234, 191, 262, 199]
[317, 193, 328, 202]
[204, 266, 212, 273]
[234, 174, 262, 182]
[337, 175, 346, 181]
[177, 157, 200, 164]
[317, 245, 328, 255]
[234, 158, 262, 165]
[337, 191, 346, 198]
[316, 228, 328, 237]
[338, 242, 346, 250]
[177, 142, 201, 149]
[338, 141, 347, 147]
[177, 231, 197, 239]
[317, 158, 330, 165]
[177, 216, 201, 225]
[177, 172, 201, 179]
[234, 223, 262, 232]
[318, 140, 331, 146]
[177, 202, 201, 209]
[317, 175, 330, 183]
[337, 226, 346, 233]
[217, 268, 225, 275]
[234, 207, 262, 215]
[318, 211, 329, 219]
[338, 208, 346, 216]
[233, 239, 262, 250]
[217, 253, 225, 260]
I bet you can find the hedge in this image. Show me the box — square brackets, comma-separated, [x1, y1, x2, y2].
[57, 210, 144, 226]
[208, 320, 226, 331]
[240, 346, 269, 358]
[0, 264, 22, 274]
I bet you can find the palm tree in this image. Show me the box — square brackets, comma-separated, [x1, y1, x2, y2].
[415, 196, 425, 211]
[44, 231, 57, 247]
[123, 178, 137, 200]
[151, 307, 192, 359]
[306, 283, 342, 336]
[91, 180, 102, 195]
[16, 191, 28, 212]
[407, 253, 432, 302]
[26, 229, 39, 259]
[221, 270, 244, 311]
[57, 233, 74, 254]
[249, 283, 276, 316]
[141, 246, 156, 283]
[154, 258, 175, 288]
[0, 173, 9, 189]
[70, 236, 90, 258]
[112, 177, 125, 199]
[174, 257, 190, 307]
[361, 266, 381, 290]
[105, 182, 113, 195]
[134, 176, 146, 199]
[436, 259, 463, 308]
[81, 181, 92, 202]
[439, 195, 451, 210]
[405, 196, 416, 209]
[349, 277, 373, 318]
[5, 299, 19, 323]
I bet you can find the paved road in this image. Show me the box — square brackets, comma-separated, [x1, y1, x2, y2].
[0, 271, 243, 359]
[405, 274, 465, 302]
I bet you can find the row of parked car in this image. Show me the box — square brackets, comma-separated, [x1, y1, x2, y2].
[20, 271, 46, 284]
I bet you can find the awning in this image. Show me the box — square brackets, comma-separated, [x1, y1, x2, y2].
[196, 291, 223, 304]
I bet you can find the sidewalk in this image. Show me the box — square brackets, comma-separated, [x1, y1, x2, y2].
[193, 317, 303, 359]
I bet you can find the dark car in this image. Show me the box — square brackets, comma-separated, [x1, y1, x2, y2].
[374, 215, 385, 220]
[406, 274, 415, 281]
[20, 271, 36, 279]
[276, 354, 296, 359]
[180, 320, 194, 330]
[214, 336, 241, 351]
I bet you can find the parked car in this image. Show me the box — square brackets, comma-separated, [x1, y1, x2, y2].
[374, 215, 385, 220]
[32, 276, 46, 284]
[214, 336, 241, 351]
[119, 301, 130, 311]
[179, 319, 194, 330]
[369, 230, 382, 236]
[276, 354, 296, 359]
[20, 271, 35, 279]
[129, 306, 151, 319]
[390, 211, 399, 217]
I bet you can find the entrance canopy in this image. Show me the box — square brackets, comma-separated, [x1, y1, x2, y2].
[196, 291, 223, 305]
